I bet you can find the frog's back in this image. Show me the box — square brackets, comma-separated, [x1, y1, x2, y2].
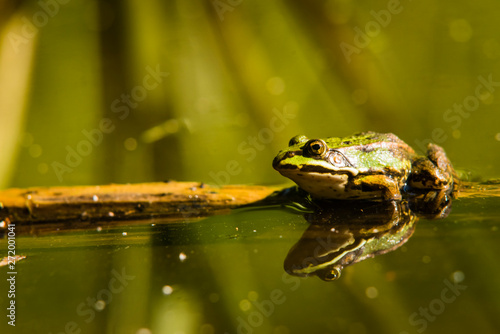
[324, 132, 411, 150]
[328, 132, 416, 170]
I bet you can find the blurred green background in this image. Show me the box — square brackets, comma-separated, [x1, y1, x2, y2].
[1, 0, 499, 190]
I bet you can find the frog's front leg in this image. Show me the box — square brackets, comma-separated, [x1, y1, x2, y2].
[409, 143, 457, 190]
[353, 174, 402, 201]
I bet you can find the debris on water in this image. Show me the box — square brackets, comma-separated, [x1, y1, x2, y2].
[107, 211, 115, 217]
[0, 255, 27, 267]
[179, 252, 187, 262]
[92, 195, 99, 202]
[162, 285, 173, 295]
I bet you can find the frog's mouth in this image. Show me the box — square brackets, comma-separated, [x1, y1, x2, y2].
[273, 162, 359, 177]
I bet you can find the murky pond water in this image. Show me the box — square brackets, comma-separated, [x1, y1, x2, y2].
[1, 191, 499, 334]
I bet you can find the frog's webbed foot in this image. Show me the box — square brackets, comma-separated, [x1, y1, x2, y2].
[408, 143, 457, 191]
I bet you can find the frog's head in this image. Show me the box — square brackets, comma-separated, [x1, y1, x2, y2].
[273, 135, 358, 175]
[272, 133, 414, 199]
[273, 135, 361, 198]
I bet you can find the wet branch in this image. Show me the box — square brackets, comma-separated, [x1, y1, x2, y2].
[0, 181, 281, 226]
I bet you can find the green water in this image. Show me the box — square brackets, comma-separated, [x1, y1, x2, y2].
[2, 195, 499, 334]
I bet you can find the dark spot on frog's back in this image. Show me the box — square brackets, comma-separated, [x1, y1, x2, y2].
[342, 141, 351, 145]
[360, 146, 375, 153]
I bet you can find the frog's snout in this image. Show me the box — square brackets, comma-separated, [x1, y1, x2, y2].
[273, 151, 295, 170]
[272, 156, 281, 170]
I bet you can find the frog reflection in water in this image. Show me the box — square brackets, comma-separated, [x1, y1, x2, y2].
[273, 132, 458, 201]
[282, 187, 454, 281]
[284, 200, 417, 281]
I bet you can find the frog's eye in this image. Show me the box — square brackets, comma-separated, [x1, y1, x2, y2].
[288, 135, 309, 147]
[304, 139, 328, 158]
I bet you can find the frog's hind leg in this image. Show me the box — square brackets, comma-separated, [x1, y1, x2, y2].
[408, 143, 457, 190]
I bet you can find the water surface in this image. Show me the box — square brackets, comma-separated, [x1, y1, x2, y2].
[2, 192, 499, 334]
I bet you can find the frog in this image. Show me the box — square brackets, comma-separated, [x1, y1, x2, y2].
[272, 131, 457, 201]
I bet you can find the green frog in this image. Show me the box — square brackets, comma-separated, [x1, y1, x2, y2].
[272, 132, 457, 201]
